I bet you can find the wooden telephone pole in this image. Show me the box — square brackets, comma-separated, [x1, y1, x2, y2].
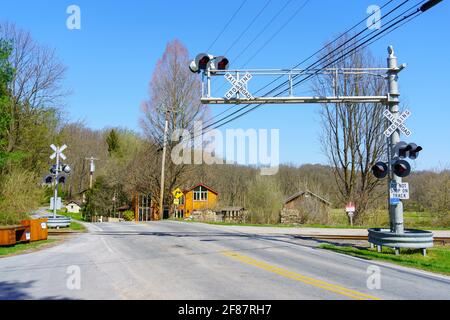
[85, 157, 99, 189]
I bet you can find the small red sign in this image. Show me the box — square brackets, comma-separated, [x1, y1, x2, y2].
[345, 202, 356, 212]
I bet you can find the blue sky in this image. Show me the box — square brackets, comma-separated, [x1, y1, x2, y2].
[2, 0, 449, 170]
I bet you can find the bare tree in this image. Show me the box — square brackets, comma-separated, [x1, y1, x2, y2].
[314, 37, 387, 222]
[140, 39, 209, 212]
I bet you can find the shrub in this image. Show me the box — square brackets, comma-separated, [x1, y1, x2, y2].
[0, 169, 44, 225]
[246, 176, 283, 224]
[123, 210, 135, 222]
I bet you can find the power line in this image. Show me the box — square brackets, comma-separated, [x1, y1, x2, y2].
[201, 0, 426, 134]
[206, 0, 395, 126]
[206, 0, 248, 53]
[209, 6, 425, 132]
[202, 0, 399, 130]
[223, 0, 273, 57]
[240, 0, 310, 68]
[211, 0, 295, 97]
[232, 0, 294, 64]
[290, 1, 424, 89]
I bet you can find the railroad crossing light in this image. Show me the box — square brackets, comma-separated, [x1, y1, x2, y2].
[58, 175, 67, 184]
[189, 53, 213, 73]
[395, 141, 423, 160]
[406, 143, 423, 160]
[44, 175, 53, 184]
[393, 159, 411, 178]
[372, 162, 389, 179]
[62, 164, 72, 174]
[213, 56, 229, 71]
[50, 165, 57, 175]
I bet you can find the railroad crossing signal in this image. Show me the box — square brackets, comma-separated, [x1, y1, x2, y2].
[189, 54, 229, 74]
[224, 72, 253, 100]
[395, 142, 423, 160]
[392, 159, 411, 178]
[372, 162, 389, 179]
[383, 109, 412, 138]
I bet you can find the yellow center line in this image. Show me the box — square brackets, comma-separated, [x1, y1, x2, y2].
[221, 251, 381, 300]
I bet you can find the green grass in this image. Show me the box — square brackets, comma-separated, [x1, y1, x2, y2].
[64, 211, 84, 222]
[0, 239, 57, 257]
[320, 244, 450, 276]
[69, 221, 86, 231]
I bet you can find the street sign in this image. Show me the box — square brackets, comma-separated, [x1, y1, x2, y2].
[173, 199, 180, 205]
[345, 202, 356, 213]
[390, 182, 410, 200]
[384, 109, 412, 138]
[390, 197, 401, 205]
[172, 188, 184, 199]
[50, 197, 62, 210]
[224, 72, 253, 100]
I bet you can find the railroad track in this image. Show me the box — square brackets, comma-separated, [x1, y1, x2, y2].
[47, 228, 450, 245]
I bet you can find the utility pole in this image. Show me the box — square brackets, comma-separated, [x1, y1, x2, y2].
[159, 110, 170, 221]
[387, 46, 404, 234]
[85, 157, 99, 189]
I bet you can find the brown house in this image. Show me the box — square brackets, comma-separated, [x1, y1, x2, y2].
[281, 190, 331, 224]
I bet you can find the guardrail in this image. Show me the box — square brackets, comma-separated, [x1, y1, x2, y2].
[46, 215, 71, 229]
[294, 234, 449, 244]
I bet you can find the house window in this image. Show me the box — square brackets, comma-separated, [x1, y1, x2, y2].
[193, 186, 208, 202]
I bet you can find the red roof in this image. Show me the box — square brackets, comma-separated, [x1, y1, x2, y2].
[184, 183, 218, 195]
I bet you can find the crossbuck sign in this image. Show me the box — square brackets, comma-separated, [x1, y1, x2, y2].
[224, 72, 253, 100]
[50, 144, 67, 161]
[383, 109, 412, 138]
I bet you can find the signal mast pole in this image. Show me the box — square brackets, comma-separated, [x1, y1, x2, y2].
[53, 150, 60, 220]
[387, 46, 405, 235]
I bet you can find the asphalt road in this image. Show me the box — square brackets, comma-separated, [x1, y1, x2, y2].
[1, 221, 449, 300]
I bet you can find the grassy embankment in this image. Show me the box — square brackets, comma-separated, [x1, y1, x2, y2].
[0, 239, 57, 257]
[320, 244, 450, 276]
